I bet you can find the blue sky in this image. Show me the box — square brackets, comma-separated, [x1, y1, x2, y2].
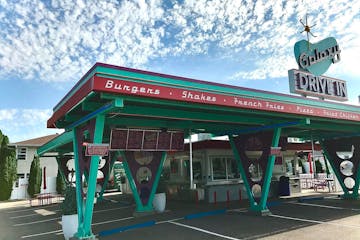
[0, 0, 359, 142]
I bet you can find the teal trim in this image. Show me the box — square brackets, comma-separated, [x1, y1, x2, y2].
[259, 128, 282, 211]
[37, 131, 73, 156]
[54, 63, 360, 118]
[94, 66, 360, 113]
[320, 140, 350, 196]
[72, 128, 85, 237]
[65, 99, 123, 131]
[145, 152, 167, 209]
[53, 70, 97, 112]
[351, 151, 360, 199]
[294, 37, 339, 76]
[98, 152, 121, 201]
[82, 115, 105, 237]
[228, 136, 256, 208]
[120, 152, 151, 212]
[219, 121, 299, 136]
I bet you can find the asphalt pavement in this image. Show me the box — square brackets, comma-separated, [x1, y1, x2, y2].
[1, 192, 360, 240]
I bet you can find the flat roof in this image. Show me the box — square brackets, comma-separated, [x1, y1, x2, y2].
[46, 62, 360, 143]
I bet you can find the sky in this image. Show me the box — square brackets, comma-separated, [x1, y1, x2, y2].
[0, 0, 359, 143]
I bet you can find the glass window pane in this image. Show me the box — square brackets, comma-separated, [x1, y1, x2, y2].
[212, 157, 226, 180]
[227, 158, 240, 179]
[17, 148, 26, 160]
[193, 162, 202, 181]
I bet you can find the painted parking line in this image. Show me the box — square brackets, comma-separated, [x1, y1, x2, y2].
[13, 206, 127, 220]
[169, 221, 242, 240]
[99, 220, 156, 237]
[94, 209, 228, 237]
[21, 230, 62, 239]
[289, 201, 360, 211]
[7, 204, 57, 214]
[11, 209, 59, 219]
[156, 217, 184, 224]
[13, 206, 133, 226]
[92, 216, 134, 226]
[14, 217, 61, 226]
[269, 214, 360, 229]
[227, 208, 247, 213]
[21, 216, 135, 239]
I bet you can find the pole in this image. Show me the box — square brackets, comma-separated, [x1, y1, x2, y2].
[189, 130, 194, 189]
[311, 134, 315, 176]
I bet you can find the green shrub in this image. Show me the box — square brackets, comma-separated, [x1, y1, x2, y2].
[61, 186, 77, 215]
[0, 131, 17, 200]
[27, 155, 42, 198]
[56, 169, 65, 195]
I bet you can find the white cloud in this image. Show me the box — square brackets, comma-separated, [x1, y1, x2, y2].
[0, 0, 358, 84]
[0, 109, 62, 143]
[0, 0, 166, 82]
[0, 109, 17, 121]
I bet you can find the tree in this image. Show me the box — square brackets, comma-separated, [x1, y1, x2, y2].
[56, 169, 66, 195]
[0, 130, 17, 200]
[315, 159, 324, 173]
[27, 155, 42, 198]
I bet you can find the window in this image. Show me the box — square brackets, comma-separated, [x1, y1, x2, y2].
[183, 160, 202, 181]
[15, 174, 25, 188]
[17, 148, 26, 160]
[211, 157, 239, 181]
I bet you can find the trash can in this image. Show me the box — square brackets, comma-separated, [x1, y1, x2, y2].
[278, 176, 290, 196]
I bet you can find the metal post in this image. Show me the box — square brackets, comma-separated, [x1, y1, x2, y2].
[72, 128, 85, 236]
[311, 134, 315, 175]
[228, 135, 256, 208]
[146, 152, 167, 208]
[189, 131, 194, 189]
[120, 152, 149, 212]
[351, 145, 360, 198]
[259, 128, 281, 211]
[320, 140, 350, 196]
[82, 114, 105, 237]
[97, 151, 120, 201]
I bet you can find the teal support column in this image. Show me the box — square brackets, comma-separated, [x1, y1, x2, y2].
[145, 152, 167, 209]
[320, 140, 350, 196]
[72, 128, 85, 236]
[82, 114, 105, 238]
[352, 164, 360, 198]
[229, 136, 256, 208]
[120, 152, 151, 212]
[259, 128, 281, 212]
[98, 151, 121, 201]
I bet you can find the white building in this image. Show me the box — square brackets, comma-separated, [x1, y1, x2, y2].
[9, 134, 59, 200]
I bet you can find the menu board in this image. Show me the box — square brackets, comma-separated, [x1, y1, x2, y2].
[143, 131, 158, 150]
[171, 132, 184, 151]
[110, 128, 184, 151]
[110, 129, 128, 149]
[127, 130, 144, 150]
[157, 132, 171, 150]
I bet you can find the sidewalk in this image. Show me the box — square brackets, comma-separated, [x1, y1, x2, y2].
[0, 199, 31, 210]
[280, 189, 344, 199]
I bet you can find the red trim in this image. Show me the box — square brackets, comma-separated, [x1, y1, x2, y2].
[308, 152, 313, 174]
[92, 76, 360, 122]
[92, 63, 355, 108]
[47, 77, 94, 128]
[48, 63, 360, 128]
